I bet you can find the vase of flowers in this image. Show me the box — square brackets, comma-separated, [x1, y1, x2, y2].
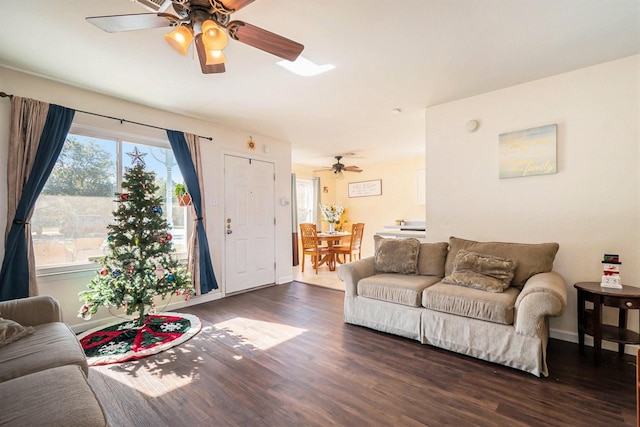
[319, 203, 344, 233]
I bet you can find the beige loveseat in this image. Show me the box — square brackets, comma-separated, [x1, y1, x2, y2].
[338, 236, 567, 377]
[0, 295, 109, 426]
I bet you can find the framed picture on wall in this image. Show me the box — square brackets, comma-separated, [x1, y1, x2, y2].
[499, 124, 557, 179]
[348, 179, 382, 198]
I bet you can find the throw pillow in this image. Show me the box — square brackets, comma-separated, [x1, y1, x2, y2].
[0, 318, 34, 348]
[374, 236, 421, 275]
[445, 237, 559, 289]
[417, 242, 449, 277]
[442, 249, 517, 293]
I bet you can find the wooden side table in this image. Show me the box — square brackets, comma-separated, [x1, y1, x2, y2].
[574, 281, 640, 365]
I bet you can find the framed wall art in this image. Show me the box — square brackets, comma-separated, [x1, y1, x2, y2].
[348, 179, 382, 198]
[499, 124, 557, 179]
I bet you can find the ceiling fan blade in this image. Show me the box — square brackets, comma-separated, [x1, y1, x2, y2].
[86, 13, 174, 33]
[313, 167, 333, 172]
[344, 166, 363, 172]
[227, 21, 304, 61]
[195, 35, 226, 74]
[219, 0, 256, 12]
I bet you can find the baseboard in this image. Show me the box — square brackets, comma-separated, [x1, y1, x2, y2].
[278, 275, 294, 284]
[550, 328, 639, 356]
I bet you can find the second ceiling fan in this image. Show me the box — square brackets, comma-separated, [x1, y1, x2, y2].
[315, 156, 363, 176]
[86, 0, 304, 74]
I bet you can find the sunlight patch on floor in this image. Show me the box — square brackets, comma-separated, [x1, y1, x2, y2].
[214, 317, 308, 351]
[92, 353, 198, 398]
[293, 264, 345, 291]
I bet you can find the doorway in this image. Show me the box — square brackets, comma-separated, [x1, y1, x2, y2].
[224, 155, 275, 294]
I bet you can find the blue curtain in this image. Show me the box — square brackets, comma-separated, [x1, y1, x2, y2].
[166, 130, 218, 293]
[0, 105, 75, 301]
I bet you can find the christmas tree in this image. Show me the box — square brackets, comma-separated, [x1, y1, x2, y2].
[79, 156, 193, 327]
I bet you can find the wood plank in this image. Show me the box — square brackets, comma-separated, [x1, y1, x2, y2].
[88, 282, 637, 426]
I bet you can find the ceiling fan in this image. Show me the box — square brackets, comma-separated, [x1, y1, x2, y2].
[315, 156, 363, 176]
[86, 0, 304, 74]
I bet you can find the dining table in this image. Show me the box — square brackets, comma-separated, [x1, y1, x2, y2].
[316, 231, 351, 271]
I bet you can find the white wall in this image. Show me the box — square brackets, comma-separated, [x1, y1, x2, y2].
[0, 66, 294, 330]
[425, 55, 640, 345]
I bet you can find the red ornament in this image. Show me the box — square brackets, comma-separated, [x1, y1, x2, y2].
[120, 193, 128, 200]
[166, 234, 173, 241]
[100, 268, 108, 276]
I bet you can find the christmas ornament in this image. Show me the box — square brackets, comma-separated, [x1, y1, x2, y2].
[167, 274, 174, 282]
[112, 269, 122, 277]
[155, 264, 165, 279]
[166, 234, 173, 241]
[152, 206, 162, 215]
[100, 269, 108, 276]
[120, 193, 128, 200]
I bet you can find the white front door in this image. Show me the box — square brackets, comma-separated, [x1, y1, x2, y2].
[224, 155, 275, 294]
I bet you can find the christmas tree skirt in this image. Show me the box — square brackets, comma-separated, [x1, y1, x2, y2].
[77, 312, 201, 366]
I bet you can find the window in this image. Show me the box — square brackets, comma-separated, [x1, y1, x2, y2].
[31, 130, 188, 269]
[295, 178, 315, 224]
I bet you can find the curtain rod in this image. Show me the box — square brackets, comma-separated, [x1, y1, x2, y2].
[0, 91, 213, 141]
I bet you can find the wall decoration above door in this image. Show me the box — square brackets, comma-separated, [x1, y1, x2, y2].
[499, 124, 557, 179]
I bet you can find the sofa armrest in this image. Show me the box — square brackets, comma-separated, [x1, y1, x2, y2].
[514, 271, 567, 337]
[337, 257, 377, 296]
[0, 295, 62, 326]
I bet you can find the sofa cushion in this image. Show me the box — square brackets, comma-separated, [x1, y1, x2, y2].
[422, 281, 520, 324]
[417, 242, 449, 277]
[0, 322, 88, 382]
[0, 365, 108, 426]
[358, 274, 442, 307]
[446, 237, 559, 289]
[0, 318, 34, 347]
[374, 236, 421, 275]
[442, 249, 517, 293]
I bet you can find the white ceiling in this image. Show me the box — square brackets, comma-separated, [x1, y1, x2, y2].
[0, 1, 638, 169]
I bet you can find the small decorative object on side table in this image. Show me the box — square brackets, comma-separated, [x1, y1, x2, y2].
[574, 281, 640, 365]
[601, 253, 622, 289]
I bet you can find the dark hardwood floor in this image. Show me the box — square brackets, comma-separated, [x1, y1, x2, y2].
[88, 282, 637, 426]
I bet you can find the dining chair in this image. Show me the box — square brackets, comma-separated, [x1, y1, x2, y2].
[333, 223, 364, 264]
[300, 223, 332, 274]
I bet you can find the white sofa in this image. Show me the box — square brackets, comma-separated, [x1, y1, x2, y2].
[338, 236, 567, 377]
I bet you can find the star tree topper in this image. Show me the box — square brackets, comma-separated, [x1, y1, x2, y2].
[127, 146, 147, 166]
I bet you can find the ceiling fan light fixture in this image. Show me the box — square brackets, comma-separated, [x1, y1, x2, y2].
[164, 25, 193, 56]
[201, 20, 228, 51]
[205, 49, 227, 65]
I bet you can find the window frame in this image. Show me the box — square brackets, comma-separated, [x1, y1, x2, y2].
[34, 123, 190, 277]
[295, 177, 316, 225]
